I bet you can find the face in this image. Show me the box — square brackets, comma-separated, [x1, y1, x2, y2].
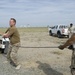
[9, 20, 15, 27]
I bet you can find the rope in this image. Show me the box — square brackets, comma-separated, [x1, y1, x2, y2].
[18, 46, 59, 48]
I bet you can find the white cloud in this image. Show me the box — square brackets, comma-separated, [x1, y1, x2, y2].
[0, 0, 75, 27]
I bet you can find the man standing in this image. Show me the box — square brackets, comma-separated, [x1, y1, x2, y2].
[68, 23, 74, 38]
[59, 33, 75, 75]
[3, 18, 21, 69]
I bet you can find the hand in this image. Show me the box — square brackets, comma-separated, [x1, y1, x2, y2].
[58, 45, 64, 50]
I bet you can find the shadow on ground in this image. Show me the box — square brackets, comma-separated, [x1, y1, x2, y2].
[36, 61, 63, 75]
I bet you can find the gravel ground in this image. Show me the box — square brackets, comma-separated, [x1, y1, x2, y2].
[0, 31, 72, 75]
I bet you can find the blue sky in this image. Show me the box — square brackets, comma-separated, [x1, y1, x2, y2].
[0, 0, 75, 27]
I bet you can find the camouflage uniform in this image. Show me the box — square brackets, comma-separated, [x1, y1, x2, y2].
[59, 33, 75, 75]
[68, 26, 75, 69]
[71, 43, 75, 69]
[68, 26, 75, 38]
[6, 26, 20, 66]
[7, 43, 20, 66]
[71, 48, 75, 75]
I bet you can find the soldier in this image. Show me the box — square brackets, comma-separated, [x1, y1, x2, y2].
[59, 33, 75, 74]
[68, 23, 74, 38]
[68, 23, 74, 49]
[3, 18, 21, 69]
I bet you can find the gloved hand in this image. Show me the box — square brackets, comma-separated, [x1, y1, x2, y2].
[58, 45, 64, 50]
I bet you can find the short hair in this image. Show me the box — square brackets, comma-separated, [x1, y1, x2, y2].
[70, 23, 73, 27]
[70, 23, 73, 25]
[10, 18, 16, 24]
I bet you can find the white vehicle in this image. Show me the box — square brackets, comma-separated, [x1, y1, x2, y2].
[48, 25, 69, 38]
[0, 36, 9, 54]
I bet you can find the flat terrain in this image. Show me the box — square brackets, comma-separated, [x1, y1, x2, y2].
[0, 27, 72, 75]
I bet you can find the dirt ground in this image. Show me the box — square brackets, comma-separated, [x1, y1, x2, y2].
[0, 27, 72, 75]
[18, 27, 72, 75]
